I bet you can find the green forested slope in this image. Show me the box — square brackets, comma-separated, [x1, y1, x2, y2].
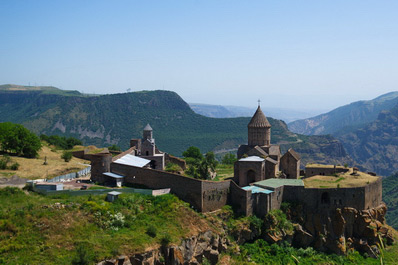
[0, 87, 350, 164]
[383, 173, 398, 229]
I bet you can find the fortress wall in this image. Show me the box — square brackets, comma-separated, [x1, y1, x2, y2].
[282, 186, 305, 202]
[91, 153, 112, 183]
[305, 167, 349, 178]
[111, 163, 204, 211]
[72, 150, 86, 159]
[165, 154, 187, 170]
[270, 186, 285, 211]
[283, 178, 382, 214]
[201, 180, 231, 212]
[283, 186, 367, 213]
[364, 177, 383, 209]
[252, 193, 269, 218]
[229, 181, 253, 216]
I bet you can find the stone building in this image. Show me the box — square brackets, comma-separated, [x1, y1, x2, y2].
[233, 105, 301, 186]
[130, 124, 166, 170]
[280, 148, 301, 179]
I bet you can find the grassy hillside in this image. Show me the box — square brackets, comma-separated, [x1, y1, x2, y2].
[0, 143, 89, 180]
[2, 187, 397, 265]
[0, 188, 210, 264]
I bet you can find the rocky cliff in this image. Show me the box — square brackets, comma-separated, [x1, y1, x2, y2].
[337, 105, 398, 176]
[101, 203, 395, 265]
[288, 92, 398, 136]
[96, 230, 229, 265]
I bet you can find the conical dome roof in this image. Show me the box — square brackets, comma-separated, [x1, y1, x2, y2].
[143, 124, 153, 131]
[248, 106, 271, 128]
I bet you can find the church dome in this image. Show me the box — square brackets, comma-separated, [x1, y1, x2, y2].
[248, 106, 271, 128]
[143, 124, 153, 131]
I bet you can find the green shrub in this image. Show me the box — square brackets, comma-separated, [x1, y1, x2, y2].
[61, 151, 73, 162]
[161, 234, 172, 246]
[221, 153, 237, 165]
[165, 163, 182, 173]
[0, 159, 7, 170]
[9, 162, 19, 170]
[40, 134, 82, 150]
[71, 243, 94, 265]
[108, 144, 121, 151]
[146, 225, 157, 238]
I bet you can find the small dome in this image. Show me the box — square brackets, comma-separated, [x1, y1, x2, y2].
[143, 124, 153, 131]
[248, 106, 271, 128]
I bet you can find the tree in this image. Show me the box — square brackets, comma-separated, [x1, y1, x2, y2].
[182, 146, 217, 180]
[40, 134, 82, 149]
[197, 152, 218, 180]
[182, 146, 203, 160]
[221, 153, 237, 165]
[108, 144, 121, 151]
[0, 122, 41, 158]
[61, 151, 73, 162]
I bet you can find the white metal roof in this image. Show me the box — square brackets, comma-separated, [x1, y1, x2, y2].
[113, 154, 150, 168]
[239, 156, 265, 162]
[108, 191, 122, 196]
[103, 172, 125, 179]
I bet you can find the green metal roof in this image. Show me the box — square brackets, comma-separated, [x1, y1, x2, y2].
[253, 178, 304, 190]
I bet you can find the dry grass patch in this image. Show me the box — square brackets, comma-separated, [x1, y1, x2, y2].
[304, 168, 379, 188]
[0, 144, 90, 179]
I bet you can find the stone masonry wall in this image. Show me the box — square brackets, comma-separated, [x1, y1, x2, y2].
[111, 163, 204, 211]
[111, 163, 231, 212]
[229, 181, 253, 216]
[283, 178, 382, 214]
[201, 180, 230, 212]
[305, 166, 349, 178]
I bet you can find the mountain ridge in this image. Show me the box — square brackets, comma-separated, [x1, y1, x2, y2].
[0, 85, 352, 166]
[288, 92, 398, 135]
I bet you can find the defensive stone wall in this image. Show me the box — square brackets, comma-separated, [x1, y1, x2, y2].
[364, 177, 383, 209]
[111, 163, 231, 212]
[165, 153, 187, 170]
[229, 181, 253, 216]
[202, 180, 230, 212]
[270, 186, 285, 211]
[111, 163, 203, 210]
[91, 153, 112, 183]
[305, 166, 349, 178]
[283, 177, 382, 214]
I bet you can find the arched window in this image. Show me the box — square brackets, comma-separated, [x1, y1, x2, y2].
[247, 170, 256, 184]
[321, 192, 330, 204]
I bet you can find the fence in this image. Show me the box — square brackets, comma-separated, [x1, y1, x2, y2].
[34, 187, 168, 197]
[47, 166, 91, 183]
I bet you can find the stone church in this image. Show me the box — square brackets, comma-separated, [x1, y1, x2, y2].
[233, 105, 301, 186]
[130, 124, 166, 170]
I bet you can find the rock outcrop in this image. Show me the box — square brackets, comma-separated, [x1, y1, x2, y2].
[291, 204, 394, 257]
[97, 230, 229, 265]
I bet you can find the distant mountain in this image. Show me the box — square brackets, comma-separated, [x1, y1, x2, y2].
[190, 103, 324, 123]
[337, 103, 398, 176]
[288, 92, 398, 135]
[189, 103, 252, 118]
[0, 85, 352, 166]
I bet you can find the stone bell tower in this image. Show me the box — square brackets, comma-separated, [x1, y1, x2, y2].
[248, 104, 271, 146]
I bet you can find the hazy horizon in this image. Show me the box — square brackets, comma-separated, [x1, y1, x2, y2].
[1, 1, 398, 110]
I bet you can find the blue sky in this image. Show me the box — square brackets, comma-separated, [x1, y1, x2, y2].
[1, 0, 398, 110]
